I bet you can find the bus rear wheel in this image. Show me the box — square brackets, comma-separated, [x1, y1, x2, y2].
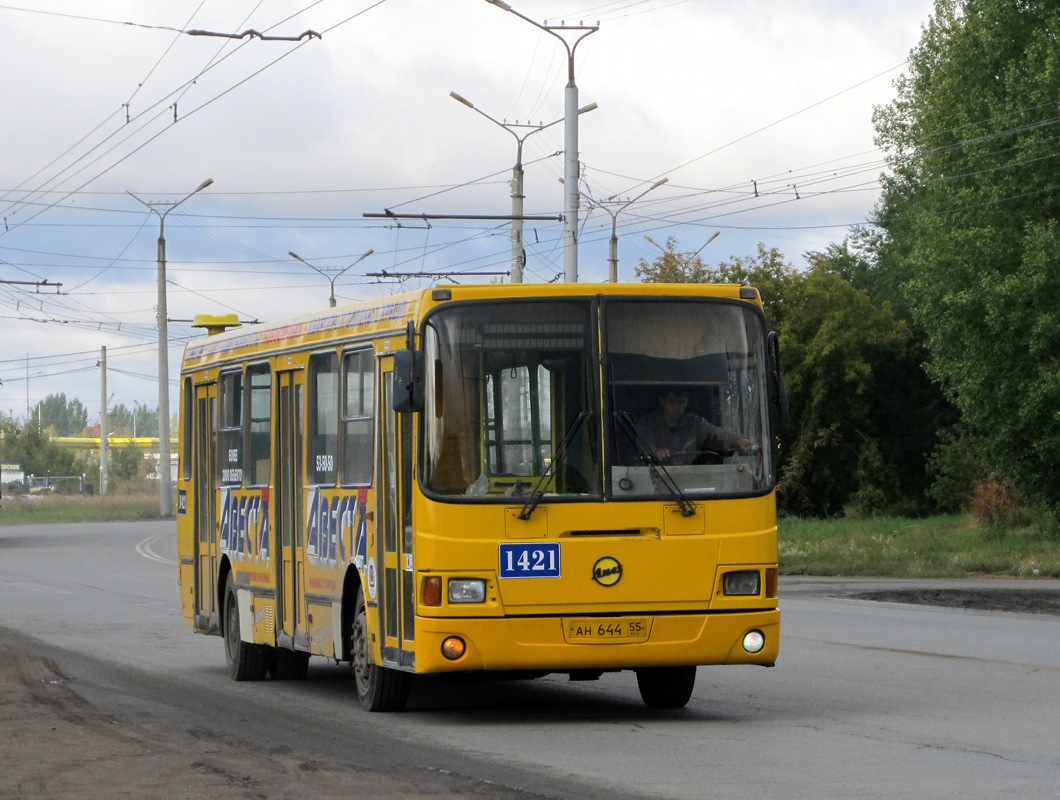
[351, 589, 410, 712]
[635, 665, 696, 708]
[224, 574, 268, 681]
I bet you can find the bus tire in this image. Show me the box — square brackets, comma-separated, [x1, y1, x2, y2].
[635, 665, 696, 708]
[269, 649, 310, 680]
[352, 589, 410, 712]
[224, 575, 268, 681]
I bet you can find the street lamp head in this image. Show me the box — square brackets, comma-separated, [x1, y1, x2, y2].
[288, 250, 305, 262]
[194, 178, 214, 193]
[450, 91, 473, 108]
[578, 102, 599, 115]
[486, 0, 512, 9]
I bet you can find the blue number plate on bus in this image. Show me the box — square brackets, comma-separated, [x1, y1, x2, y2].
[499, 542, 561, 578]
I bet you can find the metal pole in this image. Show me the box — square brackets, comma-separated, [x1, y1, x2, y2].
[511, 149, 525, 283]
[99, 346, 108, 496]
[289, 249, 374, 307]
[156, 221, 170, 513]
[563, 81, 579, 283]
[129, 178, 213, 517]
[451, 90, 596, 284]
[483, 2, 597, 283]
[606, 178, 668, 283]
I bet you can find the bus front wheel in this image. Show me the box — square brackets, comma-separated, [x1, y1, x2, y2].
[351, 589, 411, 712]
[635, 665, 696, 708]
[224, 574, 268, 681]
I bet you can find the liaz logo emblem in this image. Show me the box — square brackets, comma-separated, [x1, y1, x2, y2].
[592, 556, 622, 587]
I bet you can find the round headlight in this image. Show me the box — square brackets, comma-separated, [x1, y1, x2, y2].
[742, 630, 765, 654]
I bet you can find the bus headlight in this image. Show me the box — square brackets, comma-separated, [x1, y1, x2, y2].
[448, 579, 486, 604]
[723, 570, 761, 596]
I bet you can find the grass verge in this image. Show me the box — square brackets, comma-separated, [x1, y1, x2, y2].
[0, 494, 164, 525]
[780, 514, 1060, 578]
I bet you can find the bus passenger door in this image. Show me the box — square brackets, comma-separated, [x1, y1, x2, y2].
[275, 370, 307, 649]
[377, 360, 415, 668]
[192, 382, 219, 633]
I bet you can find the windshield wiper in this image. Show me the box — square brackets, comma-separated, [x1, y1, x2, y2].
[518, 411, 589, 521]
[613, 412, 697, 517]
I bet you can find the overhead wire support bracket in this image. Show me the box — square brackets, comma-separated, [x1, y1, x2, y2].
[0, 279, 63, 293]
[186, 28, 322, 42]
[364, 212, 563, 221]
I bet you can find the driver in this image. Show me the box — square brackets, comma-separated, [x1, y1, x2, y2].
[635, 387, 748, 465]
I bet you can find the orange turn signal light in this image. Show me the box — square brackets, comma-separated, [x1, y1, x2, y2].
[423, 576, 442, 607]
[441, 636, 466, 661]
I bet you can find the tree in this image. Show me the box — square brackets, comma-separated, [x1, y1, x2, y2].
[111, 442, 145, 484]
[109, 402, 158, 437]
[0, 425, 80, 480]
[778, 260, 923, 516]
[873, 0, 1060, 526]
[635, 236, 713, 284]
[37, 393, 88, 436]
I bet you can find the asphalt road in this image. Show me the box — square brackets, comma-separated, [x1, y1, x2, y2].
[2, 520, 1059, 800]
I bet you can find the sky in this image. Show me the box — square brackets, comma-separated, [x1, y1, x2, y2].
[0, 0, 935, 428]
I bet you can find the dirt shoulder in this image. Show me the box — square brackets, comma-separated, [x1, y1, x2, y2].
[0, 631, 514, 800]
[854, 587, 1060, 615]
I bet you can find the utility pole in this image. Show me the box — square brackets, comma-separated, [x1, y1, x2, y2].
[128, 178, 213, 517]
[99, 347, 108, 496]
[450, 91, 596, 283]
[485, 1, 598, 283]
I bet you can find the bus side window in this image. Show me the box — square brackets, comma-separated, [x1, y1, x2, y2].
[247, 364, 271, 486]
[219, 370, 243, 486]
[342, 349, 374, 485]
[308, 352, 339, 485]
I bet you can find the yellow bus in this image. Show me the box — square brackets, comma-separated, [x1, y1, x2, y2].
[176, 282, 789, 711]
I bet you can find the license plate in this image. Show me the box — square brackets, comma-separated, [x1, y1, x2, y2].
[564, 617, 651, 643]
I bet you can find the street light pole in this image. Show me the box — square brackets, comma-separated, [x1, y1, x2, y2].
[644, 231, 721, 273]
[485, 0, 598, 284]
[288, 249, 374, 307]
[450, 92, 596, 283]
[600, 178, 668, 283]
[128, 177, 213, 517]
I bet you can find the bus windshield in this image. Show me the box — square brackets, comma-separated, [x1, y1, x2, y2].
[421, 296, 772, 500]
[605, 298, 772, 498]
[423, 300, 597, 498]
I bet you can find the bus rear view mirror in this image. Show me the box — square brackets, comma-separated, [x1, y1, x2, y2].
[393, 349, 424, 413]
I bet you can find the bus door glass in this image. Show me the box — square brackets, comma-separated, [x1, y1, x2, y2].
[192, 381, 218, 632]
[275, 370, 306, 649]
[378, 358, 415, 668]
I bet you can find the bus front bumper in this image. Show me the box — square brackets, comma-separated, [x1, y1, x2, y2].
[413, 609, 779, 674]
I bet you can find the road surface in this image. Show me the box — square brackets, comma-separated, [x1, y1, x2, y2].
[2, 520, 1058, 799]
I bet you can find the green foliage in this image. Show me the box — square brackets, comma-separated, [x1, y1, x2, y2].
[873, 0, 1060, 522]
[926, 424, 986, 513]
[37, 393, 88, 436]
[1, 425, 74, 477]
[777, 262, 919, 516]
[109, 402, 158, 437]
[110, 442, 145, 483]
[634, 236, 713, 283]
